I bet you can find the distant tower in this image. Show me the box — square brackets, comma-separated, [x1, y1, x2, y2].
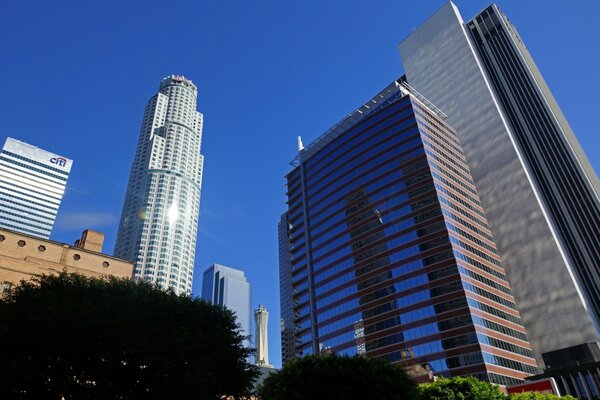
[201, 264, 252, 347]
[254, 304, 271, 367]
[0, 137, 72, 239]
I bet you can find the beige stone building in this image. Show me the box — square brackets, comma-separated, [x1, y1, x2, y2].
[0, 228, 133, 297]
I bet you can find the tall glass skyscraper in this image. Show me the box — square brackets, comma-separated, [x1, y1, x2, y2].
[202, 264, 252, 347]
[0, 137, 72, 239]
[399, 2, 600, 367]
[114, 75, 204, 295]
[280, 80, 538, 385]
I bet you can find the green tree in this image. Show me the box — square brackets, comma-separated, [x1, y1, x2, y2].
[258, 354, 419, 400]
[509, 392, 576, 400]
[0, 272, 258, 399]
[419, 377, 505, 400]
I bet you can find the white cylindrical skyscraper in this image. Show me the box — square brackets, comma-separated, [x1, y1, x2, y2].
[114, 75, 204, 295]
[254, 304, 270, 367]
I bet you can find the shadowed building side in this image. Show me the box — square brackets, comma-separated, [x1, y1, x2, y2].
[399, 2, 600, 367]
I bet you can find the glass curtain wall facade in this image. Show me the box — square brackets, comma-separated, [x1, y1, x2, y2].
[114, 75, 204, 295]
[201, 263, 252, 348]
[281, 81, 538, 385]
[0, 138, 72, 239]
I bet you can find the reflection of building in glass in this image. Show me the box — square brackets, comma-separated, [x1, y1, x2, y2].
[280, 79, 538, 386]
[345, 189, 400, 356]
[399, 2, 600, 368]
[353, 319, 366, 355]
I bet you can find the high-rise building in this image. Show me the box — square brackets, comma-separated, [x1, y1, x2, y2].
[202, 264, 252, 347]
[280, 79, 538, 385]
[278, 212, 297, 365]
[399, 2, 600, 367]
[114, 75, 204, 295]
[0, 138, 72, 239]
[255, 304, 271, 367]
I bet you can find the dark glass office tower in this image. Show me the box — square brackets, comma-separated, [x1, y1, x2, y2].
[280, 80, 538, 385]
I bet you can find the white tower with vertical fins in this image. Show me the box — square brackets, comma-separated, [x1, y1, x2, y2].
[114, 75, 204, 295]
[254, 304, 271, 367]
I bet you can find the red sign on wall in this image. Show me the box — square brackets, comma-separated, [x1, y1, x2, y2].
[507, 378, 559, 395]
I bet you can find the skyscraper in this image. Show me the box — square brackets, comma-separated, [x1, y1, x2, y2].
[202, 263, 252, 347]
[0, 137, 72, 239]
[114, 75, 204, 295]
[399, 2, 600, 366]
[254, 304, 271, 367]
[280, 80, 538, 385]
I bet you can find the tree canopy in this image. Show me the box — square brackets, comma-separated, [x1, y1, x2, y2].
[0, 272, 258, 399]
[419, 377, 506, 400]
[420, 377, 575, 400]
[258, 354, 419, 400]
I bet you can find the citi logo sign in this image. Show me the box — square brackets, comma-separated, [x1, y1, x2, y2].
[50, 157, 67, 167]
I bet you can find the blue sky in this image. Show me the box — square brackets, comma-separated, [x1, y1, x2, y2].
[1, 0, 598, 367]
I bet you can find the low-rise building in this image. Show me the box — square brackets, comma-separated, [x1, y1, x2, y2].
[0, 228, 133, 297]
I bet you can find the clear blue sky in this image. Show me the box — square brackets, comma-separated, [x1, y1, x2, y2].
[1, 0, 598, 367]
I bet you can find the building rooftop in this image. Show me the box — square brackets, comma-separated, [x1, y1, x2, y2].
[289, 77, 447, 167]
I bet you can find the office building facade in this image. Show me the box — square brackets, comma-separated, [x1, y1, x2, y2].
[202, 264, 252, 347]
[114, 75, 204, 295]
[255, 304, 271, 366]
[280, 80, 538, 385]
[0, 138, 72, 239]
[278, 212, 297, 365]
[399, 3, 600, 366]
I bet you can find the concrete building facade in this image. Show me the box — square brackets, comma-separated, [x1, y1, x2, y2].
[254, 304, 271, 367]
[398, 2, 600, 367]
[114, 75, 204, 295]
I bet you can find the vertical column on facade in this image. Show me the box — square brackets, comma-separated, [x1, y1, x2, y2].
[298, 151, 319, 354]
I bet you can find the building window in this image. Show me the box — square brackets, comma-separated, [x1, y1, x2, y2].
[0, 235, 5, 242]
[38, 245, 46, 252]
[102, 261, 110, 268]
[73, 254, 81, 261]
[17, 240, 26, 247]
[2, 282, 12, 296]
